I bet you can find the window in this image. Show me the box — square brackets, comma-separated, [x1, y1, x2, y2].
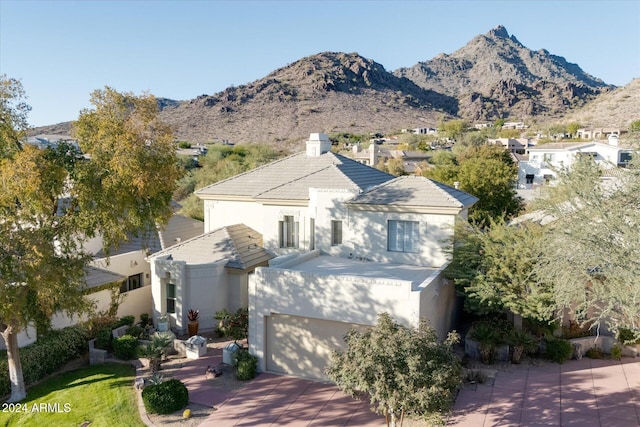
[120, 273, 143, 293]
[387, 220, 419, 253]
[309, 218, 315, 250]
[279, 215, 298, 248]
[525, 174, 534, 184]
[166, 282, 176, 314]
[331, 220, 342, 245]
[543, 153, 555, 162]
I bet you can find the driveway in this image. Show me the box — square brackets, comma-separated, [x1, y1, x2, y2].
[173, 343, 640, 426]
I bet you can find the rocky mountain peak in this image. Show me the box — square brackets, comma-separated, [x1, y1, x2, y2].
[487, 25, 510, 39]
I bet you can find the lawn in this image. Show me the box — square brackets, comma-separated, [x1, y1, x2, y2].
[1, 362, 144, 427]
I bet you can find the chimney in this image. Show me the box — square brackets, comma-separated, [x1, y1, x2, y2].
[369, 142, 378, 166]
[306, 133, 332, 157]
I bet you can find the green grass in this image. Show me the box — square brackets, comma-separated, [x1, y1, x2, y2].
[1, 363, 144, 427]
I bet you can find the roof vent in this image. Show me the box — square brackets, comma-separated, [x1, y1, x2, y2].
[306, 133, 331, 157]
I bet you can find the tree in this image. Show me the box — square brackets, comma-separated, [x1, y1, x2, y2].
[532, 156, 640, 339]
[445, 219, 554, 322]
[0, 82, 181, 401]
[424, 145, 523, 225]
[567, 122, 580, 138]
[438, 119, 469, 141]
[629, 120, 640, 133]
[326, 313, 462, 427]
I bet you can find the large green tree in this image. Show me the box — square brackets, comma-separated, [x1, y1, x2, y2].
[446, 219, 554, 322]
[326, 313, 462, 427]
[0, 81, 181, 401]
[532, 156, 640, 339]
[424, 145, 522, 224]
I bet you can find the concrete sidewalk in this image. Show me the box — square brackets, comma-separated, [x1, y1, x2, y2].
[447, 357, 640, 426]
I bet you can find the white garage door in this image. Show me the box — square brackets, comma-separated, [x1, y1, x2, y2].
[265, 314, 368, 381]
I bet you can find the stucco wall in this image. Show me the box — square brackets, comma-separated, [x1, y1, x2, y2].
[249, 259, 430, 373]
[92, 249, 151, 288]
[50, 285, 152, 330]
[151, 258, 229, 334]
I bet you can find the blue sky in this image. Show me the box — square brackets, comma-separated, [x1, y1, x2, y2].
[1, 0, 639, 127]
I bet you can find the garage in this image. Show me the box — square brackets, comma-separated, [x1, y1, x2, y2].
[265, 314, 369, 381]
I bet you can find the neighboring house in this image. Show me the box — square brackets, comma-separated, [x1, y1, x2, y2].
[517, 136, 633, 188]
[576, 128, 622, 140]
[49, 214, 204, 331]
[149, 133, 478, 381]
[488, 137, 530, 155]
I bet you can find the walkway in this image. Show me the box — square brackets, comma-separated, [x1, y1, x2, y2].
[447, 357, 640, 426]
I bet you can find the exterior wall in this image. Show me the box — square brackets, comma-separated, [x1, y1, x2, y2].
[151, 258, 229, 334]
[92, 249, 151, 289]
[418, 270, 457, 340]
[203, 200, 265, 234]
[347, 209, 454, 267]
[249, 257, 441, 374]
[227, 271, 248, 312]
[50, 285, 152, 330]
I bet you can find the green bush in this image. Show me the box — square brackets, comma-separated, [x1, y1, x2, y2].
[113, 335, 139, 360]
[233, 349, 258, 381]
[177, 141, 191, 149]
[618, 328, 640, 345]
[0, 325, 90, 397]
[125, 325, 146, 339]
[95, 328, 114, 351]
[544, 336, 572, 364]
[113, 315, 135, 329]
[142, 379, 189, 414]
[610, 344, 622, 360]
[585, 346, 603, 359]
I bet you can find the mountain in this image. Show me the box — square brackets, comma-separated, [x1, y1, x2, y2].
[31, 26, 634, 144]
[156, 52, 457, 145]
[394, 25, 614, 122]
[560, 78, 640, 128]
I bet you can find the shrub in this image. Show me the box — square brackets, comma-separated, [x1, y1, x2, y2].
[469, 321, 502, 364]
[95, 328, 114, 351]
[610, 344, 622, 360]
[617, 328, 640, 345]
[233, 349, 258, 381]
[0, 325, 90, 397]
[139, 313, 151, 327]
[142, 379, 189, 414]
[585, 346, 603, 359]
[178, 141, 191, 149]
[113, 335, 139, 360]
[125, 325, 146, 339]
[113, 315, 135, 329]
[544, 336, 572, 364]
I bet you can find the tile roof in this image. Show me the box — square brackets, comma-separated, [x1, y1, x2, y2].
[195, 151, 394, 200]
[84, 266, 126, 290]
[149, 224, 273, 270]
[157, 214, 204, 250]
[347, 175, 478, 209]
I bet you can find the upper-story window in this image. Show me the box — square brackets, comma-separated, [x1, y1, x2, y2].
[279, 215, 299, 248]
[331, 220, 343, 245]
[387, 220, 419, 253]
[543, 153, 555, 162]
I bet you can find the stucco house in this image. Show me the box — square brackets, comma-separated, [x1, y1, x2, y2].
[149, 133, 478, 381]
[518, 136, 633, 188]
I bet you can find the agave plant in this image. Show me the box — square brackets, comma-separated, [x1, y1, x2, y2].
[508, 329, 538, 364]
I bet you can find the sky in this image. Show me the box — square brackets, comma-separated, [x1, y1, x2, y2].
[1, 0, 639, 127]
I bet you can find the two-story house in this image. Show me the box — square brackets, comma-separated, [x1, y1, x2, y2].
[148, 133, 478, 380]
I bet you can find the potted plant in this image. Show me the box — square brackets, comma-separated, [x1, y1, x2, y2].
[187, 309, 199, 337]
[157, 314, 169, 332]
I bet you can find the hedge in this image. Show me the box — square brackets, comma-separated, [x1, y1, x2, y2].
[0, 325, 90, 397]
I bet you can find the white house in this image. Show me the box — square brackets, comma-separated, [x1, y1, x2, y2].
[149, 133, 478, 381]
[518, 138, 634, 188]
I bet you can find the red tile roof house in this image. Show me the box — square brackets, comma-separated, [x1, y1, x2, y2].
[148, 133, 477, 381]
